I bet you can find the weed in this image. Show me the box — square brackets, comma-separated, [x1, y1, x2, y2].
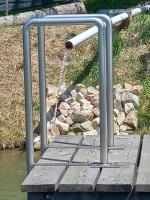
[33, 101, 40, 112]
[113, 32, 123, 56]
[65, 32, 77, 41]
[83, 0, 142, 12]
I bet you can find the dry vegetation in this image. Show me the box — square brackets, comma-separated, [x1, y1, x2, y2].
[0, 13, 149, 147]
[0, 24, 95, 147]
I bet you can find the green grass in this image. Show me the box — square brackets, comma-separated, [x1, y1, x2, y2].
[66, 31, 123, 86]
[125, 14, 150, 134]
[83, 0, 143, 12]
[127, 14, 150, 45]
[66, 13, 150, 135]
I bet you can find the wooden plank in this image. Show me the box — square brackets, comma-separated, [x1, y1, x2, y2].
[21, 135, 83, 192]
[58, 135, 101, 192]
[96, 135, 141, 192]
[136, 135, 150, 192]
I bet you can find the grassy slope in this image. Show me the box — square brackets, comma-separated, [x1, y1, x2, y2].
[66, 13, 150, 135]
[0, 24, 93, 147]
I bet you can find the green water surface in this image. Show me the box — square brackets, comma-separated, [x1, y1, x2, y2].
[0, 150, 27, 200]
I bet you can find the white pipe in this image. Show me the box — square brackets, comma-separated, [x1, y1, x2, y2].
[66, 26, 98, 48]
[66, 6, 150, 49]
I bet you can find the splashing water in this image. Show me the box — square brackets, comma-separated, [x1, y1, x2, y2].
[58, 51, 69, 90]
[89, 138, 97, 154]
[51, 51, 69, 138]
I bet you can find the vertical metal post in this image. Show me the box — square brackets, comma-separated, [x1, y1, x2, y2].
[44, 14, 114, 147]
[23, 17, 108, 173]
[105, 20, 114, 147]
[23, 26, 34, 174]
[98, 23, 108, 164]
[40, 15, 109, 163]
[38, 26, 47, 156]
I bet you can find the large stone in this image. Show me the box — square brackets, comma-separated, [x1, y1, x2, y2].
[124, 103, 135, 114]
[117, 112, 125, 126]
[59, 92, 69, 101]
[76, 92, 85, 102]
[59, 109, 68, 117]
[50, 124, 60, 137]
[86, 94, 96, 102]
[70, 89, 77, 101]
[113, 109, 120, 118]
[46, 105, 55, 121]
[57, 114, 66, 122]
[64, 116, 74, 126]
[80, 99, 93, 110]
[114, 92, 121, 101]
[91, 96, 99, 108]
[70, 101, 81, 111]
[46, 97, 58, 112]
[80, 120, 93, 131]
[59, 83, 67, 95]
[47, 121, 52, 132]
[113, 84, 122, 92]
[130, 85, 143, 96]
[55, 119, 69, 133]
[119, 125, 127, 132]
[70, 123, 84, 133]
[124, 111, 137, 129]
[114, 99, 122, 111]
[121, 92, 139, 107]
[92, 117, 100, 129]
[83, 110, 94, 121]
[92, 107, 100, 117]
[33, 134, 40, 150]
[46, 85, 58, 97]
[65, 97, 74, 105]
[80, 88, 87, 96]
[122, 83, 133, 92]
[87, 86, 99, 95]
[58, 102, 71, 111]
[70, 110, 94, 123]
[75, 84, 86, 93]
[47, 133, 53, 143]
[117, 132, 129, 136]
[114, 122, 120, 135]
[126, 125, 134, 131]
[83, 130, 98, 137]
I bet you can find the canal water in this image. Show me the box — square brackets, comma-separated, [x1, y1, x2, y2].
[0, 150, 39, 200]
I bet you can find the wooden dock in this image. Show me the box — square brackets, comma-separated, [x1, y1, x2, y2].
[21, 135, 150, 200]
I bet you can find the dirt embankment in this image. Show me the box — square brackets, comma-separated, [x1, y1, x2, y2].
[0, 24, 94, 149]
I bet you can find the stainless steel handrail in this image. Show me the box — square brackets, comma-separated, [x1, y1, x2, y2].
[23, 17, 107, 174]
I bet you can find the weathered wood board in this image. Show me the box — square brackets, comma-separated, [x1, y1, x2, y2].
[21, 135, 83, 192]
[59, 135, 100, 192]
[136, 135, 150, 192]
[22, 135, 142, 194]
[96, 135, 141, 192]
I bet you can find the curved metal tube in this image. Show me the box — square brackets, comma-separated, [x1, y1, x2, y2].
[23, 17, 107, 173]
[38, 26, 47, 156]
[43, 14, 114, 147]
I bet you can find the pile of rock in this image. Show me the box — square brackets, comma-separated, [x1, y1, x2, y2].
[33, 83, 142, 149]
[113, 83, 142, 134]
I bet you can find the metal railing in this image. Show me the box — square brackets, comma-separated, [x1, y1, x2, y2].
[23, 5, 150, 174]
[23, 16, 107, 174]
